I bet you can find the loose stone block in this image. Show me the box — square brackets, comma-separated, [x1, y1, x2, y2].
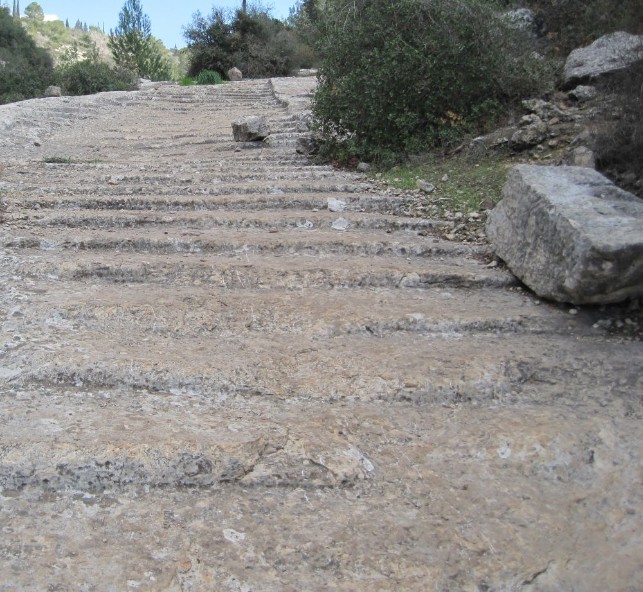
[486, 165, 643, 304]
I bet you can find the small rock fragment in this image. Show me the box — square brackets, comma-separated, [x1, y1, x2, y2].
[327, 198, 346, 212]
[416, 179, 435, 193]
[331, 218, 350, 231]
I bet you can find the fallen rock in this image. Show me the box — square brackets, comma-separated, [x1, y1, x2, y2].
[566, 146, 595, 168]
[296, 134, 319, 155]
[486, 165, 643, 304]
[416, 179, 435, 193]
[44, 86, 62, 98]
[568, 85, 598, 102]
[232, 116, 269, 142]
[227, 67, 243, 81]
[510, 115, 548, 150]
[327, 197, 346, 212]
[564, 31, 643, 88]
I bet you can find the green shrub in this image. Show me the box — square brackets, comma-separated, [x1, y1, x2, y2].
[595, 53, 643, 190]
[196, 69, 223, 85]
[55, 59, 137, 95]
[312, 0, 557, 163]
[524, 0, 643, 55]
[0, 7, 55, 104]
[184, 5, 312, 78]
[180, 76, 195, 86]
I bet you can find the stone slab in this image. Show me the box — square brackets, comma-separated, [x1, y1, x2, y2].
[486, 165, 643, 304]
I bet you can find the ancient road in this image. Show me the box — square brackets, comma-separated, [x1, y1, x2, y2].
[0, 78, 641, 591]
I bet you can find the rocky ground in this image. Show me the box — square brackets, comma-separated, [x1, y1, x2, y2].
[0, 78, 641, 591]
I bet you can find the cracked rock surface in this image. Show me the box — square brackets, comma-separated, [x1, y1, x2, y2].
[0, 78, 641, 591]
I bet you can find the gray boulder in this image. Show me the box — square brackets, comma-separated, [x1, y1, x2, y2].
[232, 116, 270, 142]
[564, 32, 643, 88]
[486, 165, 643, 304]
[44, 86, 62, 98]
[227, 67, 243, 81]
[510, 115, 548, 150]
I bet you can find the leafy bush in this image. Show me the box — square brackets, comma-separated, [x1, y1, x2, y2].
[312, 0, 557, 163]
[595, 53, 643, 191]
[196, 69, 223, 85]
[0, 6, 55, 104]
[520, 0, 643, 55]
[55, 58, 137, 95]
[180, 76, 195, 86]
[184, 5, 312, 78]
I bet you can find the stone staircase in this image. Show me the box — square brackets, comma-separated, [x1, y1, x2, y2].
[0, 79, 641, 591]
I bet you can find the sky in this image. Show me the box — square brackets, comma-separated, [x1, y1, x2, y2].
[26, 1, 299, 49]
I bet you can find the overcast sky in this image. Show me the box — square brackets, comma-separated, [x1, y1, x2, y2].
[22, 1, 299, 48]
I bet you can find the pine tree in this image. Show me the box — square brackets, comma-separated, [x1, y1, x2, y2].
[108, 0, 170, 80]
[15, 0, 18, 18]
[65, 18, 69, 28]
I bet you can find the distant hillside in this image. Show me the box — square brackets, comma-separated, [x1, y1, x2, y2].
[19, 10, 186, 78]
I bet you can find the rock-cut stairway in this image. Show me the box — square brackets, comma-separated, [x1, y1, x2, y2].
[0, 79, 641, 591]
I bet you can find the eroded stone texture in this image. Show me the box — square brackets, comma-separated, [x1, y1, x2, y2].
[487, 164, 643, 304]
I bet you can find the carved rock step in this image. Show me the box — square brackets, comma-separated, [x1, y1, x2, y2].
[13, 250, 511, 289]
[8, 209, 446, 233]
[2, 226, 488, 259]
[5, 192, 406, 213]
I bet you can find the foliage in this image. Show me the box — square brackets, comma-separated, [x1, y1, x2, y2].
[108, 0, 171, 80]
[595, 53, 643, 188]
[55, 53, 137, 95]
[180, 76, 195, 86]
[0, 6, 54, 103]
[195, 69, 223, 85]
[513, 0, 643, 55]
[183, 4, 312, 78]
[312, 0, 557, 163]
[23, 1, 43, 21]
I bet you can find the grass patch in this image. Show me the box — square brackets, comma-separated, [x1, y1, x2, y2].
[43, 156, 74, 164]
[378, 152, 512, 216]
[43, 156, 101, 164]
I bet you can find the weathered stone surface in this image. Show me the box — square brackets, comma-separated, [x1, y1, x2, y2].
[566, 145, 596, 168]
[227, 67, 242, 81]
[0, 79, 641, 591]
[564, 31, 643, 88]
[510, 114, 548, 149]
[231, 115, 269, 141]
[487, 164, 643, 304]
[44, 85, 62, 97]
[568, 84, 598, 102]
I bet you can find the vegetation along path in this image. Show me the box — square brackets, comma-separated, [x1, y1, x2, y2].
[0, 78, 641, 591]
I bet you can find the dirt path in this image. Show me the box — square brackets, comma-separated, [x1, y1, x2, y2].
[0, 79, 641, 591]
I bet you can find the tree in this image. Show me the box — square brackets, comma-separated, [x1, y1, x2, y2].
[0, 5, 54, 103]
[108, 0, 171, 80]
[23, 1, 43, 20]
[184, 6, 311, 78]
[65, 18, 69, 28]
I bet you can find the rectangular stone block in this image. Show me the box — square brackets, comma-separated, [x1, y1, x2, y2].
[486, 165, 643, 304]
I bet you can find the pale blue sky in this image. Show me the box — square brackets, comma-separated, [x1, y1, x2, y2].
[24, 1, 299, 48]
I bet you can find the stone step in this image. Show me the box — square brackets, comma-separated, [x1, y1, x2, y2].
[1, 226, 485, 258]
[5, 282, 555, 340]
[7, 192, 407, 213]
[12, 250, 508, 289]
[8, 209, 446, 233]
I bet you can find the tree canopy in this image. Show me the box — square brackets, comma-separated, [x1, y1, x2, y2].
[108, 0, 170, 80]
